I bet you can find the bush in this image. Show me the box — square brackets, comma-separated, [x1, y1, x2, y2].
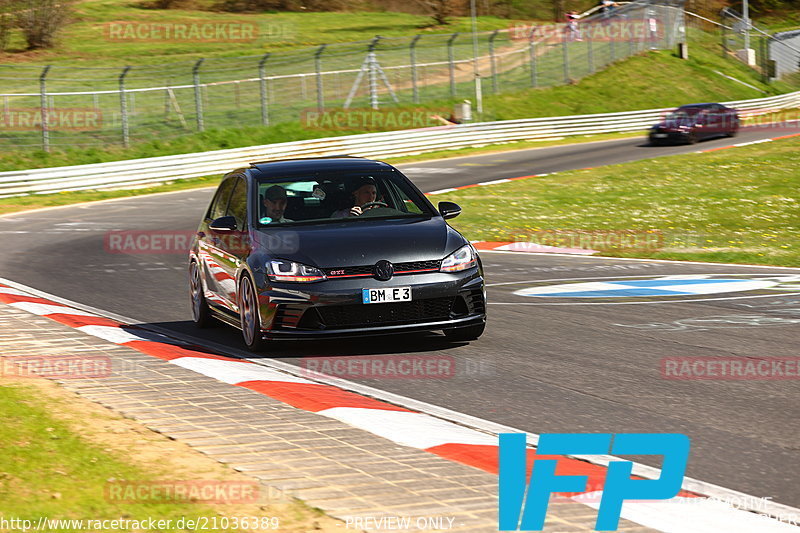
[15, 0, 73, 50]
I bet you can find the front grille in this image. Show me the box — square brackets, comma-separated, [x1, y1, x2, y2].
[395, 260, 441, 272]
[314, 297, 454, 329]
[324, 260, 441, 278]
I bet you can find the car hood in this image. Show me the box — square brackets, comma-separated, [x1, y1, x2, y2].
[252, 216, 466, 268]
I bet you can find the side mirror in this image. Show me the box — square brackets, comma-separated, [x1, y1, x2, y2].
[209, 216, 237, 232]
[438, 201, 462, 220]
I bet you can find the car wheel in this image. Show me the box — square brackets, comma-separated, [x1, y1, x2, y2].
[686, 132, 698, 144]
[239, 275, 268, 352]
[189, 261, 216, 328]
[443, 322, 485, 342]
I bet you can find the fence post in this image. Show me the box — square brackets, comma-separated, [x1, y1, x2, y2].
[447, 33, 459, 98]
[192, 58, 205, 132]
[629, 12, 635, 56]
[721, 17, 728, 56]
[367, 36, 381, 110]
[610, 24, 616, 62]
[119, 66, 132, 148]
[258, 53, 271, 126]
[39, 65, 51, 153]
[588, 26, 594, 73]
[563, 27, 570, 84]
[489, 29, 499, 93]
[410, 35, 421, 103]
[528, 27, 538, 88]
[315, 44, 327, 112]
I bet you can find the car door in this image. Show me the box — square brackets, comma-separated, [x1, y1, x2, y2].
[694, 110, 712, 138]
[197, 176, 237, 310]
[216, 176, 251, 312]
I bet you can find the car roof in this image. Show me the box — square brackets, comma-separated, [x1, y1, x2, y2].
[250, 157, 394, 177]
[677, 103, 722, 109]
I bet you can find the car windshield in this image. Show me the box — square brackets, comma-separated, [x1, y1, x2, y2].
[255, 171, 434, 227]
[665, 109, 702, 125]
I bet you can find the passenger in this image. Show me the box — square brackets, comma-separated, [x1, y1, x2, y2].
[331, 177, 381, 218]
[565, 10, 582, 41]
[261, 185, 293, 223]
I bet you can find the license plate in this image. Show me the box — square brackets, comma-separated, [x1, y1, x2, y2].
[362, 287, 412, 304]
[653, 133, 668, 138]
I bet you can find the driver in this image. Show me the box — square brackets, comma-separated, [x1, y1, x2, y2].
[261, 185, 293, 223]
[331, 177, 382, 218]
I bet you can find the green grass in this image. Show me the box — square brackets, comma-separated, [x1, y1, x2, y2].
[1, 0, 518, 66]
[0, 382, 246, 531]
[443, 136, 800, 267]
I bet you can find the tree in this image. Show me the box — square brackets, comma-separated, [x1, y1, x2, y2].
[416, 0, 462, 25]
[15, 0, 73, 50]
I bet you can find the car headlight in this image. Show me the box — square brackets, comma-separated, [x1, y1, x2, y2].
[267, 260, 326, 282]
[440, 244, 477, 273]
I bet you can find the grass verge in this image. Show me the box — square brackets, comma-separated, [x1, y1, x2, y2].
[443, 136, 800, 267]
[0, 376, 340, 531]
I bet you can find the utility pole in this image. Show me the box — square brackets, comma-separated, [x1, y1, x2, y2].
[743, 0, 750, 52]
[470, 0, 483, 116]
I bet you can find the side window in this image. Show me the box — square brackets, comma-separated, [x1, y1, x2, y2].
[208, 178, 236, 221]
[226, 178, 248, 229]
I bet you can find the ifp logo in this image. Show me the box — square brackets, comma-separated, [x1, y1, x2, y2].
[499, 433, 690, 531]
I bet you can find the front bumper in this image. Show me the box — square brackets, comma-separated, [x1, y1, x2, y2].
[257, 270, 486, 339]
[649, 130, 691, 144]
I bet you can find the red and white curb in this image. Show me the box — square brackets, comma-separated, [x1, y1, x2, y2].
[472, 241, 600, 255]
[1, 280, 798, 532]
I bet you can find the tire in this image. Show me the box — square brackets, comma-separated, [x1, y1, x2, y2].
[189, 261, 216, 328]
[443, 322, 485, 342]
[686, 132, 698, 144]
[239, 275, 268, 352]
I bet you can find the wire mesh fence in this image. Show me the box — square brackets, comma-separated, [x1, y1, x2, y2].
[1, 1, 688, 152]
[717, 8, 800, 83]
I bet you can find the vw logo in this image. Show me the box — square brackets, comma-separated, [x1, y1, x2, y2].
[373, 260, 394, 281]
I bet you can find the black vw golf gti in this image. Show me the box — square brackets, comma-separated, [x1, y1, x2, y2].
[189, 157, 486, 351]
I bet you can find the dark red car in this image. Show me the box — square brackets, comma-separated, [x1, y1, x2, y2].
[649, 103, 739, 145]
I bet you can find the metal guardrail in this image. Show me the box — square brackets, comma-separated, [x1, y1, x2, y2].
[2, 89, 799, 198]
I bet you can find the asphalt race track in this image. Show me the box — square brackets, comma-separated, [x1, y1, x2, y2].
[2, 131, 799, 509]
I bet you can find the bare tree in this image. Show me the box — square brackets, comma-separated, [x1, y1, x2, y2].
[0, 1, 17, 52]
[15, 0, 73, 50]
[416, 0, 459, 25]
[553, 0, 566, 22]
